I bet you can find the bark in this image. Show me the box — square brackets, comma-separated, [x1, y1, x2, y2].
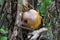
[48, 2, 56, 40]
[8, 0, 18, 40]
[55, 0, 60, 40]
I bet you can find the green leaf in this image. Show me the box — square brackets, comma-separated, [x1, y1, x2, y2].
[45, 23, 50, 28]
[42, 0, 51, 8]
[39, 0, 51, 15]
[0, 36, 7, 40]
[0, 28, 8, 34]
[0, 16, 2, 19]
[0, 0, 4, 4]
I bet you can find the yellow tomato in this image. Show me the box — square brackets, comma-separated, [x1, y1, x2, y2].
[23, 9, 42, 29]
